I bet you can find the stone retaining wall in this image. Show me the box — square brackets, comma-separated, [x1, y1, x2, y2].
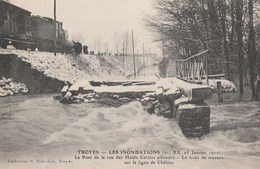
[176, 103, 210, 138]
[0, 54, 64, 94]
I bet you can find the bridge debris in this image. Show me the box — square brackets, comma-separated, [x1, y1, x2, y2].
[60, 77, 212, 138]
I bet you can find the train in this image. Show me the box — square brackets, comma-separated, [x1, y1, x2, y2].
[0, 0, 75, 54]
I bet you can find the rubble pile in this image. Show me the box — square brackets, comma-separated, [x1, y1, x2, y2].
[60, 79, 183, 118]
[58, 77, 212, 138]
[0, 77, 28, 97]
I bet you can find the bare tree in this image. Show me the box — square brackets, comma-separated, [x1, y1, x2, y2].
[145, 0, 260, 99]
[236, 0, 244, 100]
[248, 0, 257, 100]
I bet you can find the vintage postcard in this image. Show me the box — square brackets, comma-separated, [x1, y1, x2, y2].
[0, 0, 259, 169]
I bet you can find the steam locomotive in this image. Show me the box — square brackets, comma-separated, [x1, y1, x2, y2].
[0, 0, 75, 54]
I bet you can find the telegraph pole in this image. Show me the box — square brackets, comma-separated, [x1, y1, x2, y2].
[106, 42, 108, 55]
[143, 43, 145, 76]
[131, 30, 136, 77]
[54, 0, 57, 56]
[123, 42, 125, 65]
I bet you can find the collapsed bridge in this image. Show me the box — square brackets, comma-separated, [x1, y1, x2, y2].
[60, 77, 212, 138]
[59, 50, 237, 138]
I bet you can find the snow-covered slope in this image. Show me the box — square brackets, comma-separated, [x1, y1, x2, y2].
[0, 49, 131, 83]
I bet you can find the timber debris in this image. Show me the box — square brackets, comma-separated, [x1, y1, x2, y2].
[60, 77, 212, 138]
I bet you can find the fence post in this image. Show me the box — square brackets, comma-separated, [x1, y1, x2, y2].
[206, 53, 209, 85]
[217, 81, 223, 102]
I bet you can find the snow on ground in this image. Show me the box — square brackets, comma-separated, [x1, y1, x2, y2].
[0, 77, 28, 97]
[67, 77, 213, 97]
[64, 77, 212, 104]
[0, 49, 131, 83]
[202, 79, 237, 93]
[93, 85, 156, 93]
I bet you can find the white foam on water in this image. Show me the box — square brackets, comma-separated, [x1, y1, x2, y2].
[42, 102, 186, 151]
[0, 95, 259, 169]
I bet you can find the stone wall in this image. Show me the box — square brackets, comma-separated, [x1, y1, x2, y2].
[176, 103, 210, 138]
[0, 54, 64, 94]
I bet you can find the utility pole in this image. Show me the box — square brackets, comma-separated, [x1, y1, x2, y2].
[106, 42, 108, 55]
[123, 42, 125, 65]
[131, 30, 136, 77]
[54, 0, 57, 56]
[98, 41, 100, 54]
[143, 43, 145, 76]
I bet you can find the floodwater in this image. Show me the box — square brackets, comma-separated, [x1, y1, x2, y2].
[0, 94, 259, 169]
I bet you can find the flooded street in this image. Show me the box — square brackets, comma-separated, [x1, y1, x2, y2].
[0, 94, 259, 169]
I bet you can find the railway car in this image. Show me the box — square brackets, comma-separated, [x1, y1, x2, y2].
[0, 0, 35, 49]
[0, 0, 75, 54]
[31, 16, 68, 52]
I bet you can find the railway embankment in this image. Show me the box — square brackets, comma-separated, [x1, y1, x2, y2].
[0, 49, 129, 95]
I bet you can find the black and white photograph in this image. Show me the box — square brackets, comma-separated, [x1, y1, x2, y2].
[0, 0, 259, 169]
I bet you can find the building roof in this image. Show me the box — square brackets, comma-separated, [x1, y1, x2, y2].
[0, 0, 31, 13]
[32, 15, 62, 24]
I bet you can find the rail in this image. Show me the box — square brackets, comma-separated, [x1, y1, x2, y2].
[176, 50, 209, 84]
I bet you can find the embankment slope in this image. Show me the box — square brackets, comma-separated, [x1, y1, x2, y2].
[0, 49, 130, 94]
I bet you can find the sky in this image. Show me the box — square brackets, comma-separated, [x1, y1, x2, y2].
[9, 0, 160, 54]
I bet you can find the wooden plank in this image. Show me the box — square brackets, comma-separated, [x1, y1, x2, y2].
[67, 78, 211, 102]
[175, 50, 209, 62]
[208, 74, 225, 79]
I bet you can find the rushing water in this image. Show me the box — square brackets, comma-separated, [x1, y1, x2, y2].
[0, 94, 259, 169]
